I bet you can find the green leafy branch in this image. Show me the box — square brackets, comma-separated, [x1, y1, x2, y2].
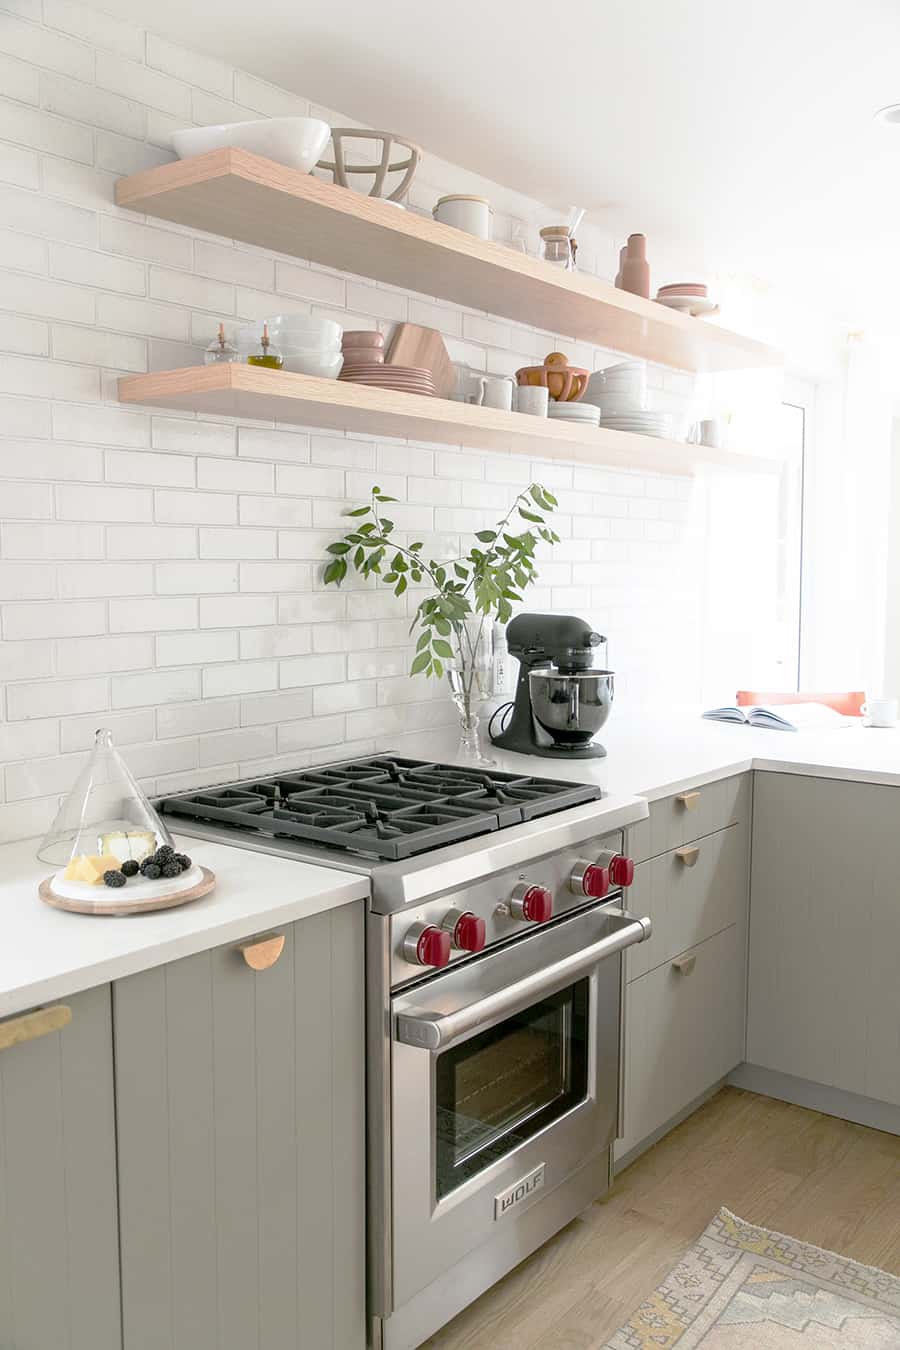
[322, 482, 559, 682]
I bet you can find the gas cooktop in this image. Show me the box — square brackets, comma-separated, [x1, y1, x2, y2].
[156, 756, 602, 862]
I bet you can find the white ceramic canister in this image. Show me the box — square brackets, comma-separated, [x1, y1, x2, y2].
[433, 194, 493, 240]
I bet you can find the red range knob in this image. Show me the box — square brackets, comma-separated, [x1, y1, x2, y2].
[452, 911, 486, 953]
[403, 923, 451, 968]
[608, 853, 635, 887]
[570, 861, 610, 898]
[510, 883, 553, 924]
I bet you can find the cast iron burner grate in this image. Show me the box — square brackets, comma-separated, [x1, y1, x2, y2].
[156, 756, 601, 861]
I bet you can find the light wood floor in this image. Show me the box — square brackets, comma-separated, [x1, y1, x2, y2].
[422, 1087, 900, 1348]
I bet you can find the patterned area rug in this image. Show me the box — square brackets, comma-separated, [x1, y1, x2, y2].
[604, 1208, 900, 1347]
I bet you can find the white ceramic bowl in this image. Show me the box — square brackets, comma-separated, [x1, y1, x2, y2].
[281, 351, 343, 378]
[239, 316, 343, 343]
[171, 117, 331, 174]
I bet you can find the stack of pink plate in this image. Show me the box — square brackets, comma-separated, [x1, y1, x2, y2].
[655, 283, 719, 317]
[339, 363, 435, 396]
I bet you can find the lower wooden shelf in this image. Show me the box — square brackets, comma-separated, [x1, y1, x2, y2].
[117, 366, 779, 477]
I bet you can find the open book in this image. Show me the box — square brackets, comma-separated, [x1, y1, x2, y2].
[702, 702, 853, 732]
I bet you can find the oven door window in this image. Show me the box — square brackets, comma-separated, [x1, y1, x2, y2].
[434, 979, 589, 1200]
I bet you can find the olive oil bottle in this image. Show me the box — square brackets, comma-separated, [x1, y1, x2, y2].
[247, 322, 283, 370]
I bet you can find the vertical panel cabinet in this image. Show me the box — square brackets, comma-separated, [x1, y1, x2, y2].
[748, 773, 900, 1107]
[616, 775, 751, 1162]
[114, 902, 366, 1350]
[0, 986, 121, 1350]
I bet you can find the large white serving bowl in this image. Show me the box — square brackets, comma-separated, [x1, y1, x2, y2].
[264, 315, 343, 344]
[171, 117, 331, 173]
[281, 351, 343, 378]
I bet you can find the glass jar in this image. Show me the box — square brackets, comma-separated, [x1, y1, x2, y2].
[540, 225, 574, 270]
[204, 323, 239, 364]
[246, 322, 284, 370]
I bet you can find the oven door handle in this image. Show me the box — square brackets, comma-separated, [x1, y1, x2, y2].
[394, 910, 651, 1052]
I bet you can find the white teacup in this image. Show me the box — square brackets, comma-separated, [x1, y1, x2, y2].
[862, 697, 898, 728]
[514, 385, 549, 417]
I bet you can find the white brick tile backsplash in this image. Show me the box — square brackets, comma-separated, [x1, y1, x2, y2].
[0, 640, 54, 681]
[0, 53, 40, 107]
[156, 560, 238, 593]
[109, 595, 197, 632]
[0, 141, 39, 190]
[149, 265, 234, 314]
[107, 522, 196, 559]
[0, 3, 724, 842]
[2, 598, 104, 640]
[202, 660, 277, 698]
[3, 519, 103, 558]
[56, 482, 152, 521]
[145, 34, 232, 98]
[58, 560, 152, 598]
[43, 0, 145, 60]
[155, 488, 236, 523]
[52, 402, 148, 446]
[0, 94, 93, 162]
[112, 667, 200, 709]
[95, 50, 191, 118]
[8, 674, 107, 720]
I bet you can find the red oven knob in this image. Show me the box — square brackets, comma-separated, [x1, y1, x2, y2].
[594, 849, 635, 887]
[402, 923, 451, 968]
[569, 861, 610, 898]
[509, 883, 553, 923]
[443, 909, 487, 953]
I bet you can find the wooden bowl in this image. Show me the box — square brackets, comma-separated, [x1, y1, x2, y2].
[515, 351, 588, 402]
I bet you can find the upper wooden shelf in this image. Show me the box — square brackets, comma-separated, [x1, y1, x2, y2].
[117, 365, 778, 478]
[116, 150, 780, 375]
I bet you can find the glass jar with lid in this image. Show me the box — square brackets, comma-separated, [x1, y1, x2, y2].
[539, 225, 575, 270]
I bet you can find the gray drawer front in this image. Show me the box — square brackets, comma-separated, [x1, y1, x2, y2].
[114, 903, 365, 1350]
[0, 985, 121, 1350]
[628, 773, 750, 862]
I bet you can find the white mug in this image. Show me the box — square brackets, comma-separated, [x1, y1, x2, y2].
[861, 697, 898, 727]
[698, 417, 726, 449]
[475, 376, 514, 412]
[514, 385, 549, 417]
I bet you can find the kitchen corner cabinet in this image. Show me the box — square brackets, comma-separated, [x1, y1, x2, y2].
[0, 986, 121, 1350]
[113, 902, 366, 1350]
[616, 775, 751, 1161]
[748, 774, 900, 1108]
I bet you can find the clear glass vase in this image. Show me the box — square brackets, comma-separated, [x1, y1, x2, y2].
[447, 618, 495, 765]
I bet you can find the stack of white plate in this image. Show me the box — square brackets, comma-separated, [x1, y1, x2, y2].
[237, 315, 344, 378]
[548, 401, 600, 426]
[597, 412, 673, 439]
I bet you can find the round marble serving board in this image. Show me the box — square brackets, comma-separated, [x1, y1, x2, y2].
[39, 865, 216, 916]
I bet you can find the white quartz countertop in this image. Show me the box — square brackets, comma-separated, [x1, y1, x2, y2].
[0, 834, 369, 1019]
[393, 710, 900, 801]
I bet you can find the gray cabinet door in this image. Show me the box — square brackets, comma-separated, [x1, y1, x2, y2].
[0, 985, 121, 1350]
[114, 902, 366, 1350]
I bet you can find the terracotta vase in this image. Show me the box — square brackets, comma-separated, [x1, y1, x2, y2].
[618, 234, 650, 298]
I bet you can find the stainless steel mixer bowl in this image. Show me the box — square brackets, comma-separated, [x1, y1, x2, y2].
[529, 669, 615, 746]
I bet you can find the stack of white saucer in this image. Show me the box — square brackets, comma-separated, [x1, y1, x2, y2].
[547, 401, 601, 426]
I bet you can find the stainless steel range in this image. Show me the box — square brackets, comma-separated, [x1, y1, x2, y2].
[156, 754, 651, 1350]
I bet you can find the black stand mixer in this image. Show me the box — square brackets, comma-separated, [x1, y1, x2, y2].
[489, 613, 614, 759]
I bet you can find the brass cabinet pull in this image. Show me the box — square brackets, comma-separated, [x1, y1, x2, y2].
[0, 1004, 71, 1052]
[238, 933, 285, 971]
[672, 955, 697, 976]
[674, 845, 700, 867]
[675, 790, 701, 811]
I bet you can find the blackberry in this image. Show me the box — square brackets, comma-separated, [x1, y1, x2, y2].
[155, 845, 175, 861]
[139, 856, 157, 876]
[103, 870, 127, 888]
[161, 860, 181, 879]
[142, 862, 162, 880]
[174, 853, 191, 871]
[121, 860, 139, 877]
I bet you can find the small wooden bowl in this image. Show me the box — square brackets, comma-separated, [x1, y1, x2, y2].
[515, 352, 589, 402]
[342, 330, 385, 349]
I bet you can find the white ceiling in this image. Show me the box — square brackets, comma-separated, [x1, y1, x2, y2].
[97, 0, 900, 333]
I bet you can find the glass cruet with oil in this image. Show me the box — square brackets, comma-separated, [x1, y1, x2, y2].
[246, 322, 284, 370]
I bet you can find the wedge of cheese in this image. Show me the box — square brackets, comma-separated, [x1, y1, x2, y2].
[63, 853, 121, 885]
[98, 829, 156, 863]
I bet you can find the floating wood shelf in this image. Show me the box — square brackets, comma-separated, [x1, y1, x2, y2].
[116, 150, 780, 374]
[117, 366, 779, 477]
